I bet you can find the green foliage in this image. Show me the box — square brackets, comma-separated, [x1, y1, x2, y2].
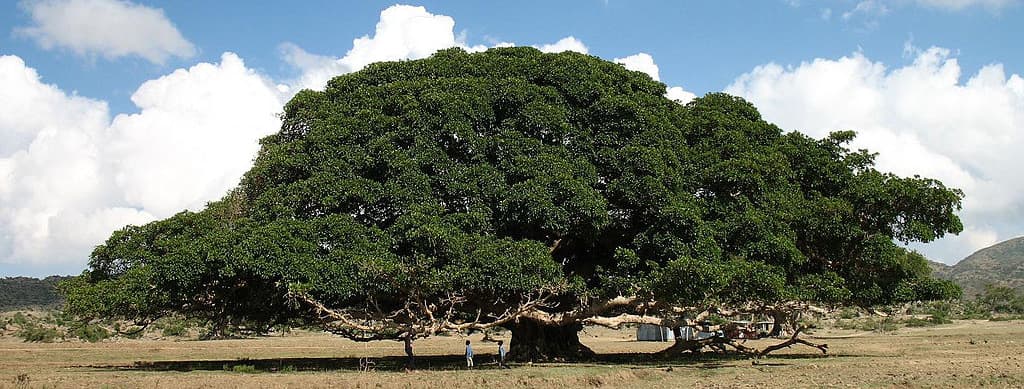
[161, 324, 186, 337]
[229, 364, 258, 374]
[62, 47, 965, 339]
[69, 322, 111, 343]
[862, 317, 899, 333]
[976, 284, 1024, 313]
[278, 365, 297, 373]
[156, 317, 189, 337]
[838, 307, 861, 320]
[904, 313, 951, 327]
[16, 323, 61, 343]
[11, 312, 29, 326]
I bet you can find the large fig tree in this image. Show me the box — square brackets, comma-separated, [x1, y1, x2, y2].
[62, 47, 962, 360]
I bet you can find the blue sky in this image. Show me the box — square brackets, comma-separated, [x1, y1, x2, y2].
[1, 0, 1023, 276]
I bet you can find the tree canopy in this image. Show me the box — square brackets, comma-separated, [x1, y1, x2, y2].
[62, 47, 963, 357]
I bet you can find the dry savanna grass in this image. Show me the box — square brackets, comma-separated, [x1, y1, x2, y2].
[2, 319, 1024, 388]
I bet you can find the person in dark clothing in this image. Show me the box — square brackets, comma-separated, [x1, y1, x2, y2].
[404, 335, 415, 370]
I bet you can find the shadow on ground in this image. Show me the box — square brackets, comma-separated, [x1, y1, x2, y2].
[80, 351, 853, 373]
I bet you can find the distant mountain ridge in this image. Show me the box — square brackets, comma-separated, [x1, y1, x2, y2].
[0, 276, 69, 311]
[931, 236, 1024, 298]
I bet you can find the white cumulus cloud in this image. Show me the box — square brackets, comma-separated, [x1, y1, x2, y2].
[106, 53, 285, 216]
[615, 52, 696, 104]
[281, 4, 470, 91]
[726, 47, 1024, 264]
[0, 53, 284, 274]
[16, 0, 195, 64]
[615, 53, 661, 81]
[281, 5, 593, 92]
[535, 36, 589, 54]
[0, 54, 149, 267]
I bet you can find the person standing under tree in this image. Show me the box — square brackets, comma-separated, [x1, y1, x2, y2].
[497, 340, 508, 369]
[465, 340, 474, 368]
[404, 335, 415, 371]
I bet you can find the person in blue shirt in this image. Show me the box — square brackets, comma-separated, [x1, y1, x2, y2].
[465, 339, 474, 368]
[497, 340, 508, 369]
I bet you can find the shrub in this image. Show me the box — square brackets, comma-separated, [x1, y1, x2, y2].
[230, 364, 258, 373]
[839, 307, 860, 319]
[158, 317, 189, 337]
[11, 312, 29, 326]
[17, 324, 61, 342]
[278, 365, 297, 373]
[71, 323, 111, 343]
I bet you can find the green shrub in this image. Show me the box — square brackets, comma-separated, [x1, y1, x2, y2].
[839, 307, 859, 319]
[17, 324, 61, 342]
[11, 312, 29, 326]
[162, 323, 186, 337]
[839, 317, 899, 332]
[158, 317, 188, 337]
[867, 317, 898, 332]
[904, 317, 930, 327]
[278, 365, 297, 373]
[71, 323, 110, 343]
[834, 319, 859, 330]
[230, 364, 258, 373]
[927, 310, 952, 325]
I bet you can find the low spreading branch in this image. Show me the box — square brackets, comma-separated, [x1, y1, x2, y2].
[758, 327, 828, 357]
[288, 289, 554, 341]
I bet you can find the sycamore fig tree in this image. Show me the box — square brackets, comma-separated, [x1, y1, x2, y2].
[62, 47, 963, 360]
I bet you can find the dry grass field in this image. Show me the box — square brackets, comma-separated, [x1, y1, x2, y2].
[2, 319, 1024, 388]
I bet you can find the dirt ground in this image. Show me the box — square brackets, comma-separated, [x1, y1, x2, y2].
[2, 319, 1023, 388]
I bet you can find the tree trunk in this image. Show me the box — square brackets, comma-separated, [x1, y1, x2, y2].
[768, 311, 788, 337]
[507, 318, 594, 361]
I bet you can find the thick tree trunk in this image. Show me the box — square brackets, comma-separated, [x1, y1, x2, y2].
[507, 318, 594, 362]
[768, 311, 790, 337]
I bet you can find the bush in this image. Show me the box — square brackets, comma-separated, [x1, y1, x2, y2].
[162, 324, 186, 337]
[836, 316, 898, 332]
[873, 317, 899, 332]
[71, 323, 110, 343]
[904, 317, 929, 327]
[157, 317, 189, 337]
[17, 324, 61, 343]
[927, 310, 952, 325]
[975, 284, 1024, 314]
[838, 307, 860, 319]
[11, 312, 29, 326]
[229, 364, 258, 373]
[278, 365, 297, 373]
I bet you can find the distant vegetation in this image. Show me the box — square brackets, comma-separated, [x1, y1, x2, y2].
[0, 276, 69, 311]
[931, 237, 1024, 298]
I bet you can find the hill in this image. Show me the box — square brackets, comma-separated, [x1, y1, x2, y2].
[0, 276, 68, 311]
[932, 237, 1024, 298]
